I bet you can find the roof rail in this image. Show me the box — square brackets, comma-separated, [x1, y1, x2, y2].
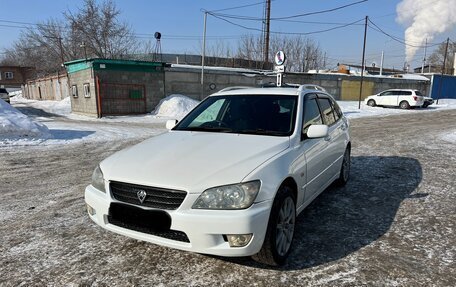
[218, 86, 253, 93]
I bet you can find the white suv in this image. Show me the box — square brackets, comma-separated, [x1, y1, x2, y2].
[364, 89, 424, 109]
[85, 86, 351, 265]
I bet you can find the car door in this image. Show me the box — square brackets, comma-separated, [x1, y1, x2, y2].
[316, 95, 346, 180]
[396, 90, 411, 106]
[377, 91, 394, 105]
[292, 94, 328, 206]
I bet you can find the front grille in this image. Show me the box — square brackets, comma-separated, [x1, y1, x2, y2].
[110, 181, 187, 210]
[108, 203, 190, 243]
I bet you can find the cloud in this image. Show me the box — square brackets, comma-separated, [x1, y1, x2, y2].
[396, 0, 456, 62]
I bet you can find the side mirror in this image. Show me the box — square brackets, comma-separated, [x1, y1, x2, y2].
[166, 119, 178, 130]
[306, 124, 329, 138]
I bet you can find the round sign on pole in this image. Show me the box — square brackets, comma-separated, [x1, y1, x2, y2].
[274, 51, 286, 66]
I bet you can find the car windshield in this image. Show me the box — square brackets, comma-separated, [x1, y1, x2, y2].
[174, 94, 298, 136]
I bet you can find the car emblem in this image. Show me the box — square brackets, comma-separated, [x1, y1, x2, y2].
[136, 189, 147, 204]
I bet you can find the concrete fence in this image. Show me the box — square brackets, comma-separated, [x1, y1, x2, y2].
[23, 74, 69, 101]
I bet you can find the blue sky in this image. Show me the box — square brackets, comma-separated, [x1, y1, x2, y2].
[0, 0, 454, 70]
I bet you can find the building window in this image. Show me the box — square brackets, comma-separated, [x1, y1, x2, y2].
[72, 85, 78, 98]
[5, 72, 14, 79]
[83, 83, 91, 98]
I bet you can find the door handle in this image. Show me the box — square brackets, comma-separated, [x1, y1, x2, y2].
[324, 135, 331, 141]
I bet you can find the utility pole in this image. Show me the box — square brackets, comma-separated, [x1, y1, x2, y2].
[358, 16, 368, 109]
[380, 50, 384, 76]
[437, 37, 450, 104]
[263, 0, 271, 66]
[421, 38, 427, 74]
[201, 11, 208, 99]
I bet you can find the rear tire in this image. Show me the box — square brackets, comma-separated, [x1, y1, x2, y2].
[399, 101, 410, 109]
[252, 185, 296, 266]
[335, 147, 350, 186]
[367, 99, 376, 107]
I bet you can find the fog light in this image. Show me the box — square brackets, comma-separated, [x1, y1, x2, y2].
[226, 234, 253, 247]
[87, 204, 96, 216]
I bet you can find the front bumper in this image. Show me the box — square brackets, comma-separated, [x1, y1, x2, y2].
[84, 185, 272, 257]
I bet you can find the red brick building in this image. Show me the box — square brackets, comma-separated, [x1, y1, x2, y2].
[0, 66, 35, 88]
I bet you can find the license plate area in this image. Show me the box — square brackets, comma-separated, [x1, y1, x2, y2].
[108, 202, 171, 232]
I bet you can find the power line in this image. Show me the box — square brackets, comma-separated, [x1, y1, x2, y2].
[209, 0, 368, 21]
[210, 12, 365, 36]
[0, 19, 242, 41]
[368, 19, 442, 48]
[207, 1, 271, 13]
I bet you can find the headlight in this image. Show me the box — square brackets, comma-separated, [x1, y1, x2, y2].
[91, 165, 106, 193]
[192, 181, 261, 210]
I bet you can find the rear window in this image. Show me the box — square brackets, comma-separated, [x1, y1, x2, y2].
[415, 91, 423, 96]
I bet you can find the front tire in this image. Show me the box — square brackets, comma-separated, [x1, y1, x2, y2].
[367, 99, 376, 107]
[253, 185, 296, 266]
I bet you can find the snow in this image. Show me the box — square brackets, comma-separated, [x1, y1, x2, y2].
[441, 130, 456, 143]
[2, 90, 456, 148]
[338, 99, 456, 119]
[0, 98, 51, 141]
[151, 94, 199, 119]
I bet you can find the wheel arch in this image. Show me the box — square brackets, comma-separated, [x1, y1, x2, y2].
[280, 177, 298, 202]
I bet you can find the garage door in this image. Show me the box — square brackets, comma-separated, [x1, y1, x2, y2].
[99, 82, 146, 116]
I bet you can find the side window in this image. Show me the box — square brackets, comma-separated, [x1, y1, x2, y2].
[330, 99, 342, 121]
[72, 85, 78, 98]
[317, 98, 336, 126]
[83, 83, 91, 98]
[302, 98, 323, 134]
[5, 72, 14, 79]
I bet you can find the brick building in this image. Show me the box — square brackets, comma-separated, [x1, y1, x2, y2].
[64, 59, 165, 117]
[0, 66, 35, 88]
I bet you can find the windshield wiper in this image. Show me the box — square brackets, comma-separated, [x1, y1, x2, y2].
[237, 129, 288, 136]
[179, 126, 234, 133]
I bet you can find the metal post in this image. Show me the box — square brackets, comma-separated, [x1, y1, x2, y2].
[57, 37, 65, 66]
[380, 50, 384, 76]
[422, 38, 427, 74]
[201, 11, 207, 99]
[358, 16, 368, 109]
[436, 37, 450, 104]
[263, 0, 271, 65]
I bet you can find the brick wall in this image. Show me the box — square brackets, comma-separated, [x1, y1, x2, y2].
[68, 69, 97, 117]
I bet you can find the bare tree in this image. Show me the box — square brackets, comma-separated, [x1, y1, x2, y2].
[65, 0, 138, 59]
[234, 34, 326, 72]
[1, 0, 139, 75]
[428, 42, 456, 74]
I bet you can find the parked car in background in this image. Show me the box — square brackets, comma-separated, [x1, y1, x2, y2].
[0, 88, 9, 104]
[422, 96, 434, 108]
[85, 85, 351, 266]
[364, 89, 424, 109]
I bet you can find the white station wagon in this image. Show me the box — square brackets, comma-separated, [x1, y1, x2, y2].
[364, 89, 425, 109]
[85, 85, 351, 265]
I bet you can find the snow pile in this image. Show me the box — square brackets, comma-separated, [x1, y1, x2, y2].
[441, 130, 456, 143]
[8, 89, 23, 97]
[11, 95, 71, 116]
[152, 94, 199, 119]
[0, 99, 51, 140]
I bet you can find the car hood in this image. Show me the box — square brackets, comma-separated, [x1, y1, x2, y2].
[100, 131, 290, 193]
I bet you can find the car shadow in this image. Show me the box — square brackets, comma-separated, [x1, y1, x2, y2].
[14, 106, 63, 118]
[49, 129, 95, 140]
[219, 155, 422, 270]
